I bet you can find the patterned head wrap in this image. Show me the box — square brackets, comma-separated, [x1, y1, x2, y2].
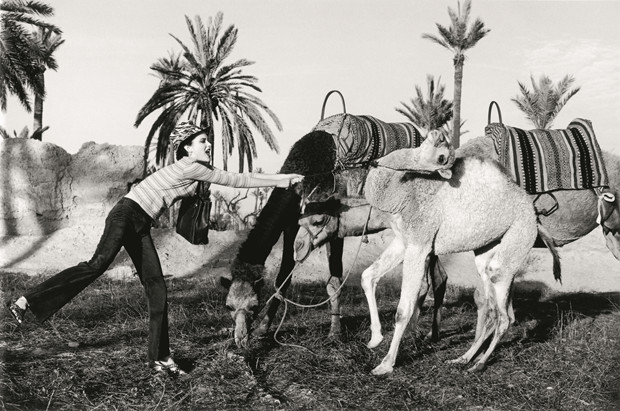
[171, 122, 207, 158]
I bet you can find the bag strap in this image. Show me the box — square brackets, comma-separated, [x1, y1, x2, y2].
[487, 101, 503, 125]
[320, 90, 346, 120]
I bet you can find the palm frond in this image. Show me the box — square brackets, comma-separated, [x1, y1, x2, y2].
[215, 25, 238, 64]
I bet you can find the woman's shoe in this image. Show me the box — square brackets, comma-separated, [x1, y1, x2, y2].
[7, 302, 26, 324]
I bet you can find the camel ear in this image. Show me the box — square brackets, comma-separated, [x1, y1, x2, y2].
[438, 169, 452, 179]
[220, 277, 232, 290]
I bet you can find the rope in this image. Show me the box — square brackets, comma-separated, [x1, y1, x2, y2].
[269, 205, 374, 350]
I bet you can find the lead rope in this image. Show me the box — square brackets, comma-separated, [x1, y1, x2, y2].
[269, 205, 374, 351]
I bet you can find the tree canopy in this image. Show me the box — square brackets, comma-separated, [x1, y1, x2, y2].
[511, 74, 581, 129]
[422, 0, 489, 147]
[0, 0, 61, 112]
[396, 75, 453, 135]
[135, 12, 282, 172]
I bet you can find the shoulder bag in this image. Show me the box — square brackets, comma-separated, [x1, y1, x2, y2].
[176, 181, 212, 245]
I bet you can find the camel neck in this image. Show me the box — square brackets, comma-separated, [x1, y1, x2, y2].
[338, 203, 390, 237]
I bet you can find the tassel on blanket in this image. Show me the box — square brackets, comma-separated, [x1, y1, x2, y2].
[595, 187, 616, 225]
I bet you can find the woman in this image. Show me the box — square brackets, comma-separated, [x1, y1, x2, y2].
[8, 122, 303, 375]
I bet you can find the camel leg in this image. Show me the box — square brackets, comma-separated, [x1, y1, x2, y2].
[425, 255, 447, 342]
[372, 243, 431, 375]
[415, 258, 432, 338]
[472, 244, 497, 342]
[361, 236, 406, 350]
[448, 243, 499, 365]
[326, 237, 345, 339]
[466, 214, 535, 372]
[253, 223, 299, 337]
[467, 257, 515, 372]
[467, 226, 529, 372]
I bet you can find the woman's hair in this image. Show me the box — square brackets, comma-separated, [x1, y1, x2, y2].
[176, 135, 197, 160]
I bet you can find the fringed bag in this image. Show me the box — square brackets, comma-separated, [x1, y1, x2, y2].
[176, 181, 212, 245]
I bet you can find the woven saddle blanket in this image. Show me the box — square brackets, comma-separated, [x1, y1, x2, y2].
[485, 118, 609, 194]
[313, 113, 424, 169]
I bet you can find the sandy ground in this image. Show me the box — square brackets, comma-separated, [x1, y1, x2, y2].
[1, 224, 619, 300]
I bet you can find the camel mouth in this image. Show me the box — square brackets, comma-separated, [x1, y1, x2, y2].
[604, 230, 620, 260]
[294, 228, 314, 262]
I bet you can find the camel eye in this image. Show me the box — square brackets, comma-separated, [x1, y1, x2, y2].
[312, 216, 326, 227]
[438, 154, 445, 164]
[226, 304, 234, 311]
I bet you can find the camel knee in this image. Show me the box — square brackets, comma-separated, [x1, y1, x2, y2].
[394, 301, 416, 326]
[326, 277, 342, 298]
[496, 313, 511, 336]
[361, 268, 379, 291]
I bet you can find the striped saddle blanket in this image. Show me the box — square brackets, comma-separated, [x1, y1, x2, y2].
[313, 113, 424, 169]
[485, 119, 609, 194]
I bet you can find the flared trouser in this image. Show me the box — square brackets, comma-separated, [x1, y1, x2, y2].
[23, 197, 170, 362]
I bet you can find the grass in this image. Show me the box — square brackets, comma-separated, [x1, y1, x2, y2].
[1, 271, 619, 410]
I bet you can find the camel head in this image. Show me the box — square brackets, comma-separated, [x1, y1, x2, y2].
[295, 197, 342, 262]
[599, 191, 620, 259]
[373, 129, 455, 179]
[220, 258, 265, 348]
[416, 129, 455, 178]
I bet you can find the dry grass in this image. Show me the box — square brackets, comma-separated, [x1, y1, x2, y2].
[1, 272, 619, 410]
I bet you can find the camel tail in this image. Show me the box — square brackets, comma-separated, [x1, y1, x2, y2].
[537, 224, 562, 284]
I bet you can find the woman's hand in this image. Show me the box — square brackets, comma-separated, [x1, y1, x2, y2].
[275, 174, 304, 188]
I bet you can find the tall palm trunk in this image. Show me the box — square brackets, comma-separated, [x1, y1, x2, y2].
[452, 59, 464, 149]
[32, 73, 44, 141]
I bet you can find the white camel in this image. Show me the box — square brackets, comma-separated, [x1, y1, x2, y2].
[295, 197, 449, 341]
[293, 130, 455, 341]
[362, 148, 560, 375]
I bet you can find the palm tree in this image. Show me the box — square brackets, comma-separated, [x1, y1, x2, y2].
[511, 74, 581, 130]
[135, 12, 282, 172]
[29, 27, 64, 140]
[0, 0, 61, 112]
[29, 26, 64, 140]
[396, 75, 453, 135]
[422, 0, 490, 148]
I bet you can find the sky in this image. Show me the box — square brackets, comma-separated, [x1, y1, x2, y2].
[4, 0, 620, 178]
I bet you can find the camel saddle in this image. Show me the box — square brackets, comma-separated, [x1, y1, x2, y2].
[314, 91, 424, 171]
[485, 101, 609, 195]
[314, 113, 424, 170]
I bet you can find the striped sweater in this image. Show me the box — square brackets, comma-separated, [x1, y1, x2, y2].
[125, 157, 255, 220]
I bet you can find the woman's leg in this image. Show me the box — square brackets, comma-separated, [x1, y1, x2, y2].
[24, 203, 130, 322]
[124, 227, 169, 363]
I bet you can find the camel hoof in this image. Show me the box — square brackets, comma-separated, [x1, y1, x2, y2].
[371, 363, 393, 376]
[252, 325, 268, 338]
[235, 336, 249, 349]
[466, 362, 486, 373]
[328, 330, 342, 340]
[424, 331, 439, 343]
[367, 335, 383, 349]
[447, 356, 468, 365]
